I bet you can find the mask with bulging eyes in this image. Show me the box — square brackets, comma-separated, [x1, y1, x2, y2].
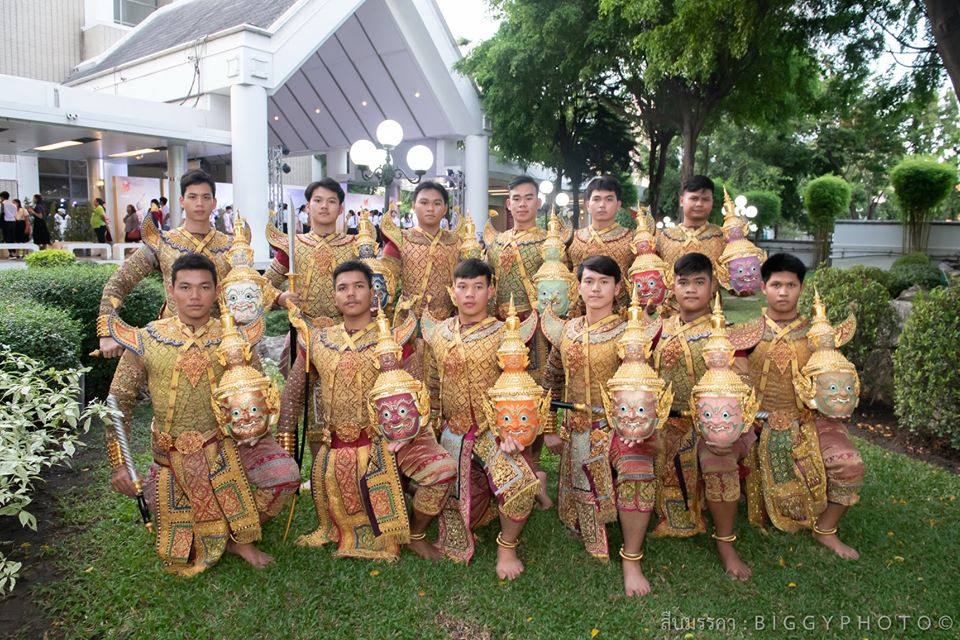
[726, 255, 762, 296]
[536, 280, 572, 316]
[222, 389, 271, 442]
[609, 389, 660, 442]
[371, 273, 392, 312]
[224, 281, 264, 325]
[373, 392, 423, 444]
[812, 370, 859, 419]
[695, 395, 746, 449]
[494, 399, 541, 447]
[630, 269, 667, 307]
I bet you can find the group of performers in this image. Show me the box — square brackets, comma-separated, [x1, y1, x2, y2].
[97, 169, 865, 596]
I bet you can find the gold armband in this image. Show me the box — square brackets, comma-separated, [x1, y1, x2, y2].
[542, 410, 558, 435]
[97, 314, 111, 338]
[276, 432, 296, 457]
[107, 440, 124, 470]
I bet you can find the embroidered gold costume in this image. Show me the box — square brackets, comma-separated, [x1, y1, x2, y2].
[105, 314, 298, 576]
[484, 221, 547, 317]
[97, 217, 241, 332]
[542, 308, 626, 559]
[569, 223, 635, 306]
[278, 315, 455, 561]
[655, 222, 725, 273]
[650, 310, 763, 537]
[265, 224, 359, 323]
[745, 296, 864, 532]
[422, 305, 540, 563]
[381, 215, 463, 321]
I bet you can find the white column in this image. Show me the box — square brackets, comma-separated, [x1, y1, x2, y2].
[464, 134, 489, 232]
[311, 153, 325, 181]
[166, 143, 187, 227]
[102, 160, 128, 241]
[229, 83, 270, 264]
[326, 149, 349, 181]
[15, 155, 39, 200]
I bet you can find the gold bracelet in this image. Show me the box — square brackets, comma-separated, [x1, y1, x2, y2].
[618, 546, 644, 562]
[409, 532, 427, 541]
[813, 525, 838, 536]
[97, 314, 111, 338]
[496, 532, 519, 549]
[711, 532, 737, 543]
[276, 432, 296, 456]
[107, 440, 124, 470]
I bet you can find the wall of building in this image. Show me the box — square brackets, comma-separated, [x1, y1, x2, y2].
[0, 0, 85, 83]
[831, 220, 960, 269]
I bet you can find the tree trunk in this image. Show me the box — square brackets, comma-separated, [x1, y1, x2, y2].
[925, 0, 960, 101]
[679, 114, 702, 184]
[698, 137, 710, 175]
[645, 129, 675, 215]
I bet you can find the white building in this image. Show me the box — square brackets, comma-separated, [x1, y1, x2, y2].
[0, 0, 546, 261]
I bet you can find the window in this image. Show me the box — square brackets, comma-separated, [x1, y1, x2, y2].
[114, 0, 159, 27]
[39, 159, 88, 204]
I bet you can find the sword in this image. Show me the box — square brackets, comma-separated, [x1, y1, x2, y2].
[105, 395, 152, 532]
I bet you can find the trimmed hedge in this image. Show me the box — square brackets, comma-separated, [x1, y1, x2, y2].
[799, 267, 897, 398]
[0, 264, 165, 397]
[888, 262, 946, 297]
[24, 249, 76, 268]
[894, 284, 960, 449]
[892, 252, 932, 269]
[0, 299, 82, 371]
[265, 309, 291, 337]
[845, 265, 891, 294]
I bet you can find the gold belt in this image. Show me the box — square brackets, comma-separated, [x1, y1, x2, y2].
[152, 428, 221, 455]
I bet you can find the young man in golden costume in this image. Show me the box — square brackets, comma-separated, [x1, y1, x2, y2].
[278, 260, 455, 561]
[544, 256, 679, 597]
[746, 253, 865, 559]
[97, 170, 294, 358]
[422, 259, 542, 579]
[568, 176, 635, 306]
[104, 253, 299, 575]
[648, 252, 763, 581]
[265, 178, 361, 324]
[655, 176, 725, 272]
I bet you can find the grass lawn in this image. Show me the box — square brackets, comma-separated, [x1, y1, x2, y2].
[25, 404, 960, 640]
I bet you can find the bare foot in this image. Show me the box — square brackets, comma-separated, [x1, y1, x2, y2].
[300, 479, 311, 491]
[226, 541, 275, 569]
[534, 471, 553, 510]
[407, 536, 442, 561]
[814, 531, 860, 560]
[621, 558, 651, 596]
[496, 545, 525, 580]
[715, 540, 752, 581]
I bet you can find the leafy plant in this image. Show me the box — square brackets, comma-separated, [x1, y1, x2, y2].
[887, 262, 946, 297]
[25, 249, 76, 268]
[894, 284, 960, 449]
[743, 190, 782, 237]
[890, 157, 957, 252]
[804, 175, 851, 266]
[0, 348, 109, 593]
[0, 299, 82, 371]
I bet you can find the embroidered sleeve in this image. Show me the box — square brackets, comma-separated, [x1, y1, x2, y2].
[544, 342, 565, 405]
[106, 348, 146, 456]
[98, 245, 159, 328]
[278, 353, 307, 441]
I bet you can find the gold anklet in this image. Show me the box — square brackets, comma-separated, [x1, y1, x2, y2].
[813, 525, 838, 536]
[711, 532, 737, 543]
[496, 533, 520, 549]
[409, 532, 427, 541]
[618, 546, 644, 562]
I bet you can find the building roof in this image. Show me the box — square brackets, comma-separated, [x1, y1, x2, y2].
[65, 0, 299, 83]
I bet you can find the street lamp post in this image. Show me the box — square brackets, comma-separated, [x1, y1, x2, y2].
[349, 119, 434, 213]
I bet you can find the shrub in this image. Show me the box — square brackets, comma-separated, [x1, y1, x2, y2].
[887, 262, 946, 297]
[891, 251, 931, 269]
[0, 299, 82, 371]
[265, 309, 291, 337]
[890, 157, 957, 252]
[63, 203, 93, 242]
[0, 265, 165, 397]
[799, 267, 897, 399]
[846, 265, 891, 294]
[894, 285, 960, 449]
[804, 175, 852, 266]
[24, 249, 76, 268]
[0, 348, 109, 594]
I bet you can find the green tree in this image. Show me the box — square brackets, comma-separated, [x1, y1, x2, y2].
[890, 156, 957, 252]
[457, 0, 635, 227]
[804, 175, 851, 265]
